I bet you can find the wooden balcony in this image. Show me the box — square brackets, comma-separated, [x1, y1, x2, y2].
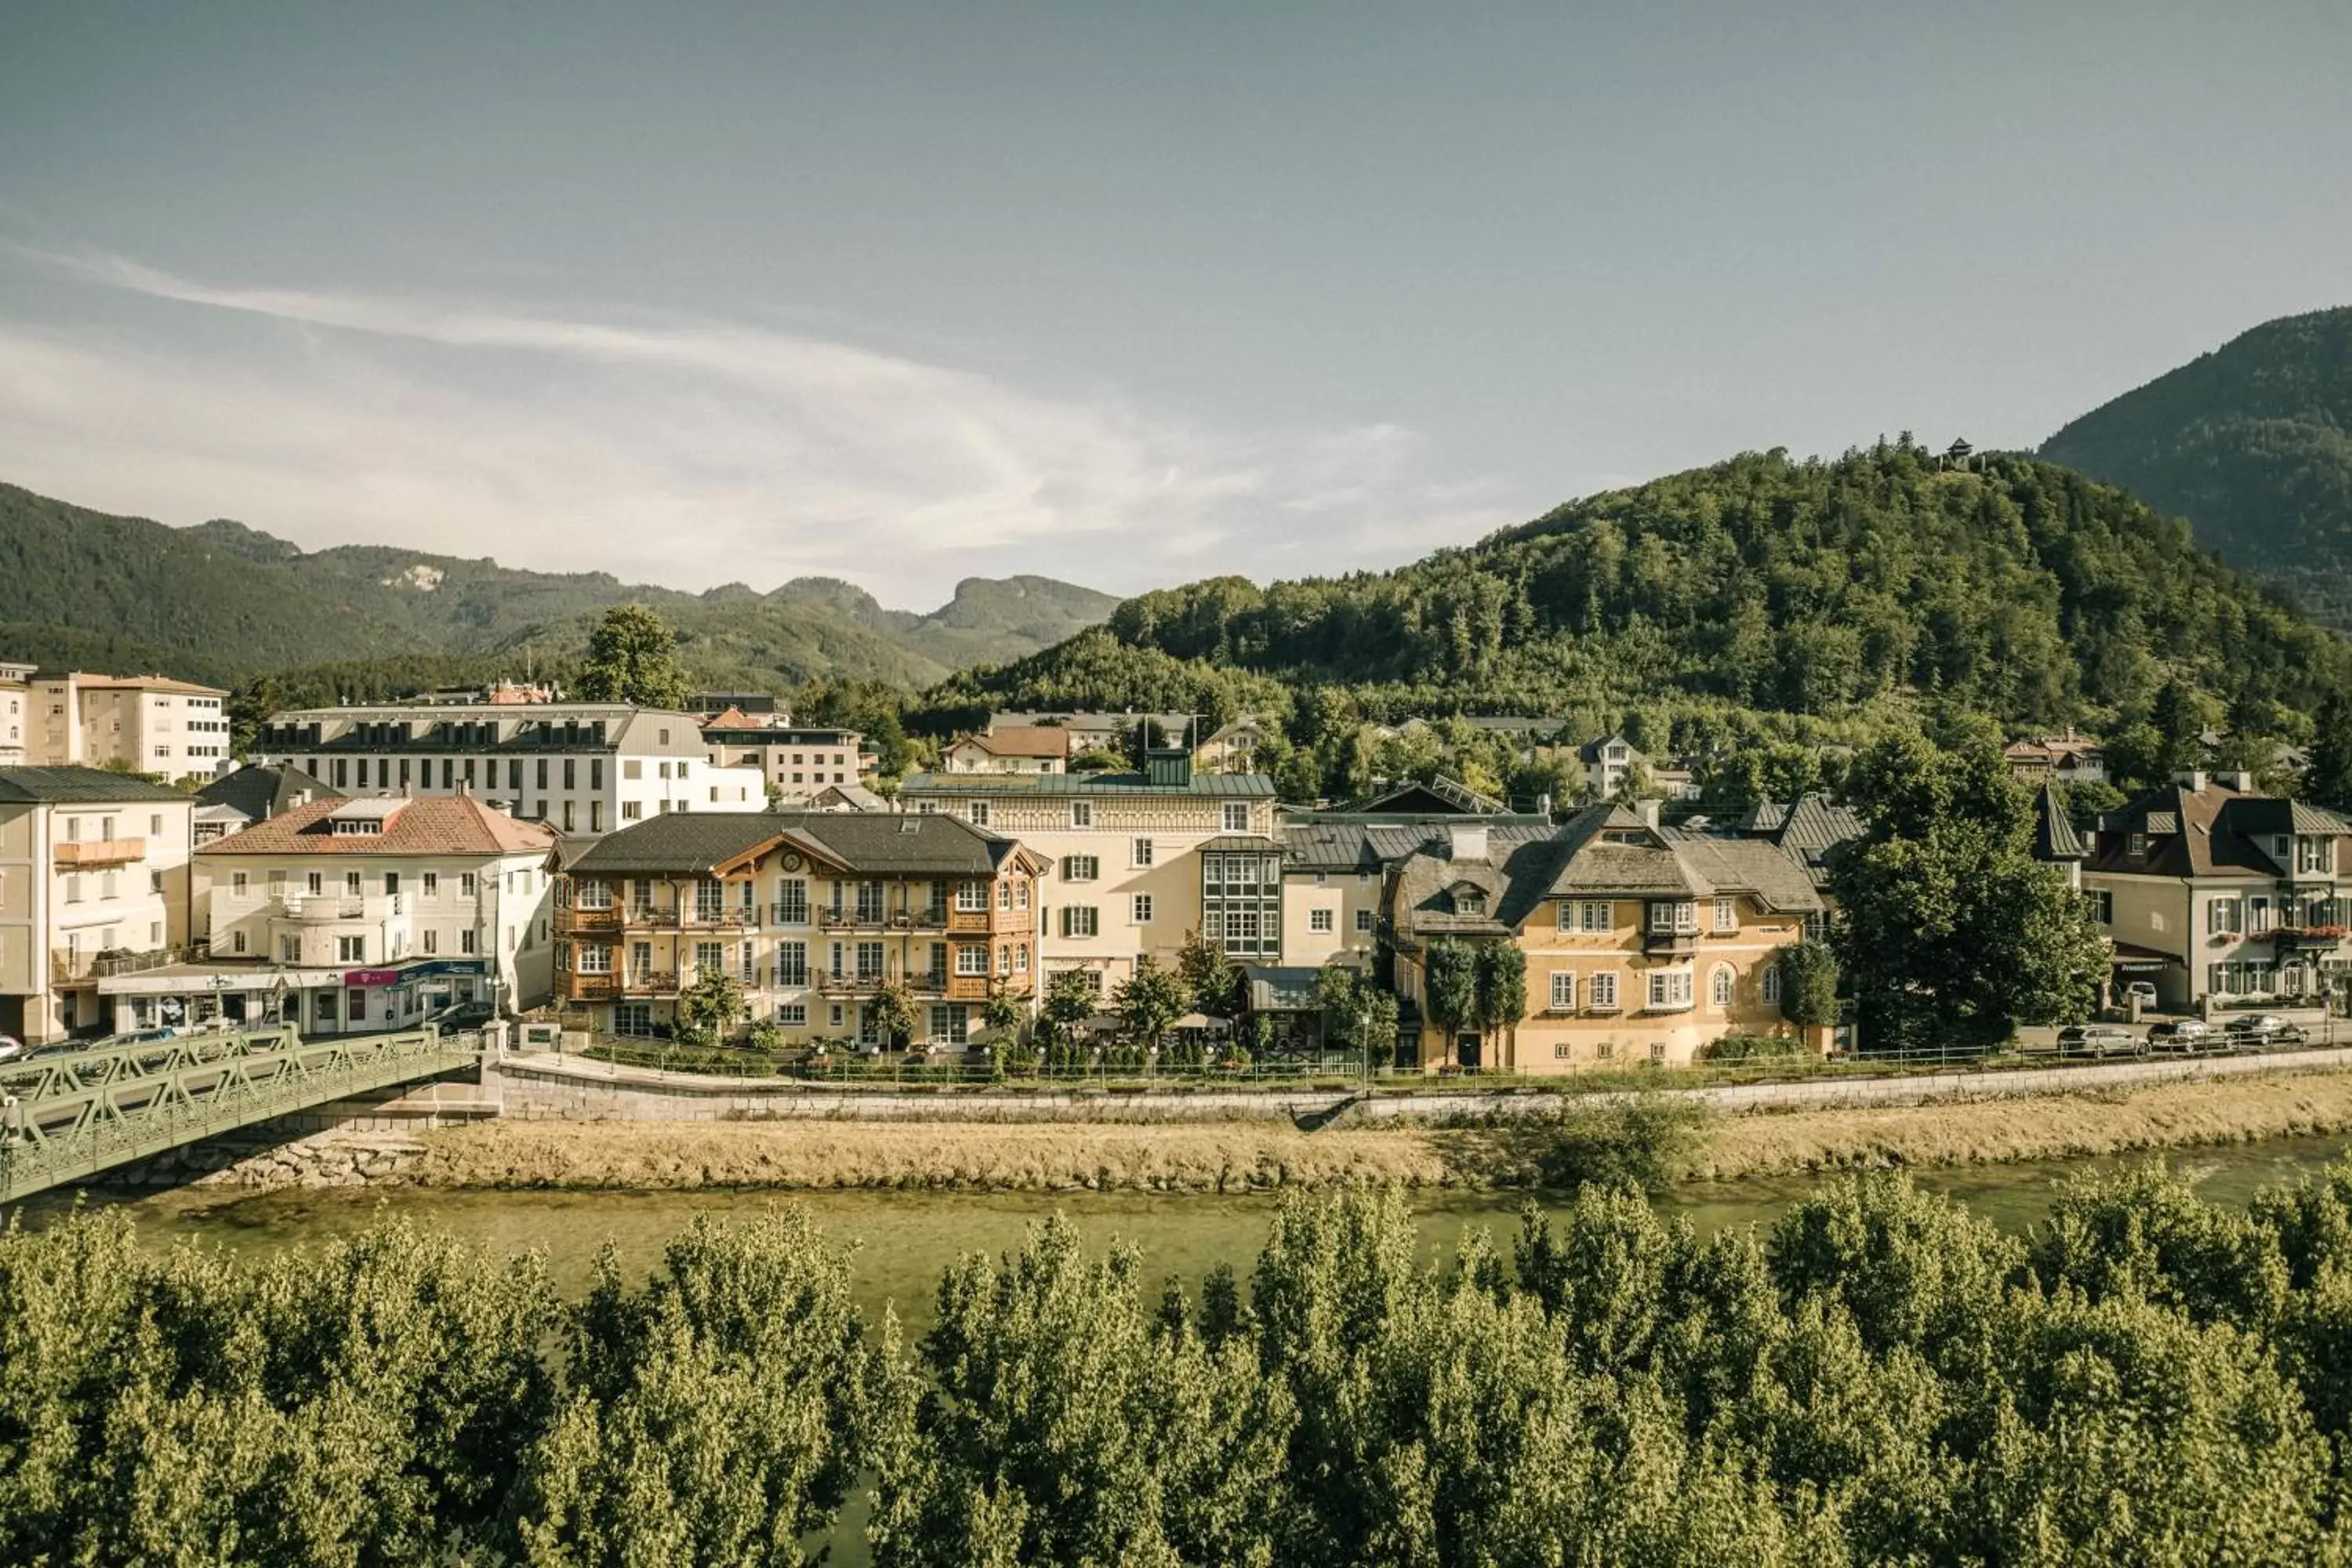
[563, 973, 619, 1000]
[619, 971, 680, 996]
[557, 906, 622, 935]
[1641, 929, 1700, 956]
[55, 837, 145, 868]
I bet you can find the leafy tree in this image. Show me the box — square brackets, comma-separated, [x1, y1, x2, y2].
[1422, 938, 1479, 1043]
[1830, 729, 2109, 1052]
[2307, 689, 2352, 815]
[521, 1210, 910, 1564]
[1472, 941, 1528, 1040]
[1174, 929, 1240, 1018]
[676, 964, 746, 1044]
[1111, 954, 1186, 1049]
[866, 978, 916, 1050]
[1038, 970, 1099, 1045]
[1775, 939, 1840, 1028]
[1313, 962, 1398, 1059]
[575, 604, 692, 709]
[980, 980, 1028, 1041]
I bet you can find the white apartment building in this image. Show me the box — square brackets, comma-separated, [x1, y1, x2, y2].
[0, 662, 32, 768]
[897, 750, 1280, 995]
[0, 768, 196, 1043]
[101, 795, 559, 1036]
[28, 671, 232, 783]
[251, 702, 764, 836]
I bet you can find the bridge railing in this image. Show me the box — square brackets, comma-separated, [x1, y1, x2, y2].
[0, 1025, 482, 1203]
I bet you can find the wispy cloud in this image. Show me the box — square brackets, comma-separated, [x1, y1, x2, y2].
[0, 245, 1515, 604]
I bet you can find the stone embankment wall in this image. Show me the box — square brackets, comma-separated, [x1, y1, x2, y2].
[96, 1079, 495, 1191]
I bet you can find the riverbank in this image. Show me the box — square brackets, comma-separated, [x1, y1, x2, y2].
[309, 1065, 2352, 1192]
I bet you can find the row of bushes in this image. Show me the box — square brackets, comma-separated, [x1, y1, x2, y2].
[16, 1162, 2352, 1563]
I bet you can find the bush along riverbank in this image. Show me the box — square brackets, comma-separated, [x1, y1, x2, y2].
[13, 1171, 2352, 1563]
[184, 1066, 2352, 1195]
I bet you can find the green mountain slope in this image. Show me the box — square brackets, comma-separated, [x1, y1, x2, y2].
[2042, 307, 2352, 626]
[935, 444, 2352, 731]
[0, 484, 1116, 691]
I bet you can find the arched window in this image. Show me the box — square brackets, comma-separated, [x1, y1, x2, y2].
[1762, 965, 1783, 1004]
[1711, 965, 1735, 1007]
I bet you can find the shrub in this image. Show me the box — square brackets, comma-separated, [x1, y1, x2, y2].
[1534, 1093, 1711, 1191]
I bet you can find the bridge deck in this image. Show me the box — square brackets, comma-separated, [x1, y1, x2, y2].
[0, 1025, 481, 1203]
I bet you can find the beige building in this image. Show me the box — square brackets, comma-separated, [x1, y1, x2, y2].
[554, 811, 1045, 1047]
[252, 702, 764, 835]
[28, 671, 231, 783]
[1385, 808, 1824, 1073]
[898, 752, 1280, 996]
[107, 795, 562, 1036]
[702, 718, 873, 803]
[944, 725, 1072, 775]
[0, 661, 33, 767]
[0, 768, 196, 1043]
[2082, 771, 2352, 1011]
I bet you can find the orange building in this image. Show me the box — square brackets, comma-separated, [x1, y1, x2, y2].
[1386, 806, 1827, 1072]
[554, 810, 1045, 1047]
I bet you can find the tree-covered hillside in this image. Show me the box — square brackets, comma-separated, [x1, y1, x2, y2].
[0, 483, 1117, 691]
[2043, 307, 2352, 626]
[940, 443, 2351, 735]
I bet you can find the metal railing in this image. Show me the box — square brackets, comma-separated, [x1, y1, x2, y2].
[0, 1025, 481, 1203]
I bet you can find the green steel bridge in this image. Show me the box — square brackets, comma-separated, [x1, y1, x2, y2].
[0, 1025, 481, 1203]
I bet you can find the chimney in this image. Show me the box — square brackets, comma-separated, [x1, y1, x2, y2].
[1636, 800, 1662, 830]
[2220, 770, 2255, 793]
[2176, 769, 2208, 793]
[1447, 824, 1489, 862]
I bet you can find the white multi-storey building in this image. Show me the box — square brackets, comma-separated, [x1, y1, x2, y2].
[100, 794, 561, 1036]
[28, 671, 232, 783]
[252, 702, 764, 836]
[0, 767, 195, 1043]
[0, 661, 34, 767]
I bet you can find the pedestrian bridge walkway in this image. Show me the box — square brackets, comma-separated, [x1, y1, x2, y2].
[0, 1025, 481, 1203]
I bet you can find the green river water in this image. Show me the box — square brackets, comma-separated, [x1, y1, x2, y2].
[21, 1131, 2352, 1328]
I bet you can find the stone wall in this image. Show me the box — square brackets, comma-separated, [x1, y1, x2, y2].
[95, 1079, 496, 1191]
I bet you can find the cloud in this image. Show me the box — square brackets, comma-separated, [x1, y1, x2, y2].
[0, 246, 1516, 604]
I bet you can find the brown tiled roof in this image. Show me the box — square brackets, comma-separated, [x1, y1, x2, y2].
[964, 726, 1072, 759]
[703, 705, 764, 731]
[198, 796, 557, 856]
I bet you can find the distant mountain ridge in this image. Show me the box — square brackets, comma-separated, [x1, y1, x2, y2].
[0, 483, 1119, 691]
[2042, 306, 2352, 626]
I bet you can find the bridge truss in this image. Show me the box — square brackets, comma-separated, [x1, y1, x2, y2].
[0, 1025, 480, 1203]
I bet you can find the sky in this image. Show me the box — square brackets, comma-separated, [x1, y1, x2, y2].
[2, 2, 2348, 609]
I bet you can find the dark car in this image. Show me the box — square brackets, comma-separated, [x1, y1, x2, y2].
[2225, 1014, 2309, 1047]
[430, 1000, 499, 1032]
[2057, 1024, 2143, 1058]
[2147, 1018, 2221, 1052]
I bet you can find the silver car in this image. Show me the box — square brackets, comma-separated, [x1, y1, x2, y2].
[2147, 1019, 2220, 1052]
[2057, 1024, 2143, 1058]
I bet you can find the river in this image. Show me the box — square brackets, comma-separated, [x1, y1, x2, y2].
[19, 1131, 2352, 1328]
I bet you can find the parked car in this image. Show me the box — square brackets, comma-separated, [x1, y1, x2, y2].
[2147, 1018, 2220, 1051]
[2057, 1024, 2143, 1058]
[2225, 1014, 2309, 1047]
[429, 1000, 499, 1032]
[0, 1035, 26, 1065]
[2122, 980, 2160, 1009]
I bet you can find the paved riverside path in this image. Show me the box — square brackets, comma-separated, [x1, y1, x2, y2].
[482, 1044, 2352, 1126]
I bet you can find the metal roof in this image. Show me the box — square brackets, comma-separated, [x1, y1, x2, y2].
[898, 771, 1277, 798]
[0, 767, 191, 804]
[564, 808, 1022, 877]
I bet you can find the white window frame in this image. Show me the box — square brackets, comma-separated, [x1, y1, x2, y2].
[1710, 964, 1734, 1007]
[1589, 971, 1618, 1011]
[1309, 909, 1334, 934]
[1222, 803, 1250, 832]
[1069, 800, 1094, 828]
[1548, 971, 1575, 1011]
[1132, 893, 1154, 924]
[1711, 898, 1737, 933]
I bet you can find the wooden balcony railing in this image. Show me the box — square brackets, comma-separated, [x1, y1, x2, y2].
[55, 837, 146, 867]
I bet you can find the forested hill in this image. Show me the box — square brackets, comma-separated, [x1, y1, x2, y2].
[0, 483, 1116, 690]
[2043, 307, 2352, 626]
[933, 444, 2352, 731]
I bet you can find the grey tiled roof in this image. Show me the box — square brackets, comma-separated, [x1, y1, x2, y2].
[194, 764, 343, 822]
[2033, 784, 2087, 862]
[0, 767, 191, 804]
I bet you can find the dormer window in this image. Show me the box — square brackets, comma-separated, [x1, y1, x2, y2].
[2128, 833, 2148, 857]
[1455, 891, 1486, 916]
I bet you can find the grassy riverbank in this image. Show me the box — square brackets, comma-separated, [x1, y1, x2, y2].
[400, 1068, 2352, 1192]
